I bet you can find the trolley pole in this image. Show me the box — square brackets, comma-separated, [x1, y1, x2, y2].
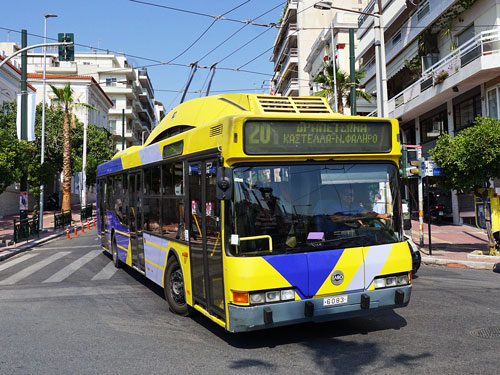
[20, 29, 28, 221]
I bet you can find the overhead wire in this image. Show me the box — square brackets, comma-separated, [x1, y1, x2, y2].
[197, 1, 284, 63]
[166, 0, 251, 64]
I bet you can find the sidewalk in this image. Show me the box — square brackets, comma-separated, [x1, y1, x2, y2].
[0, 205, 86, 261]
[409, 219, 500, 271]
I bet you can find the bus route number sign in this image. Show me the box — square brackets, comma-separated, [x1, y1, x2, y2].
[244, 120, 392, 155]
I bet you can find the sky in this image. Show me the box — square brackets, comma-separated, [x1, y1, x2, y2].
[1, 0, 285, 112]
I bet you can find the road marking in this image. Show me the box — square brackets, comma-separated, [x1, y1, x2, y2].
[36, 245, 101, 250]
[43, 250, 102, 283]
[91, 261, 118, 280]
[0, 253, 39, 272]
[0, 285, 144, 301]
[0, 252, 70, 285]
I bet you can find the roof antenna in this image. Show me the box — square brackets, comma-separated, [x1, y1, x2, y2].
[180, 62, 198, 104]
[205, 64, 217, 96]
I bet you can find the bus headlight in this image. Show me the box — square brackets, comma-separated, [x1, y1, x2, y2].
[249, 292, 265, 304]
[248, 288, 295, 305]
[374, 273, 410, 289]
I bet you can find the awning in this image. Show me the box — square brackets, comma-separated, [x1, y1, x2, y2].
[386, 39, 418, 80]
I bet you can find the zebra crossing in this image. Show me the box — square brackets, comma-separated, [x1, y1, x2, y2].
[0, 248, 119, 286]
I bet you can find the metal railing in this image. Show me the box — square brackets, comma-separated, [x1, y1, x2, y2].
[14, 216, 40, 243]
[54, 210, 72, 230]
[389, 29, 500, 112]
[80, 204, 94, 222]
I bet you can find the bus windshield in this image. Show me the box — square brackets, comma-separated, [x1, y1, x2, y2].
[230, 163, 402, 256]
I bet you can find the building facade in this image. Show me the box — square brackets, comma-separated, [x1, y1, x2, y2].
[0, 43, 161, 151]
[271, 0, 330, 96]
[357, 0, 500, 224]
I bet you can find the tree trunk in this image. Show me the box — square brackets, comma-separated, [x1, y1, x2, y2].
[478, 189, 496, 255]
[61, 110, 71, 211]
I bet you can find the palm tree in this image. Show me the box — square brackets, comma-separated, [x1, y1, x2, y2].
[312, 62, 372, 114]
[50, 83, 94, 211]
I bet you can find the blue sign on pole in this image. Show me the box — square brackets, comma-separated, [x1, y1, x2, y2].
[474, 197, 491, 230]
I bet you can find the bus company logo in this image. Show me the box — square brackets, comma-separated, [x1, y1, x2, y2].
[331, 270, 344, 286]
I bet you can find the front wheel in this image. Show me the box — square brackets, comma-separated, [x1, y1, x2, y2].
[164, 257, 192, 316]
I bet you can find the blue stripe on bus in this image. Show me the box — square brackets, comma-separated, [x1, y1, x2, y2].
[307, 249, 344, 296]
[263, 249, 344, 299]
[263, 254, 308, 299]
[97, 157, 123, 177]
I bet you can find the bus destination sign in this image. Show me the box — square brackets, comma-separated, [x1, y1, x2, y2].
[244, 120, 392, 155]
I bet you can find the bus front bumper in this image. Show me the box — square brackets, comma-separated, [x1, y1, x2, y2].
[227, 286, 411, 332]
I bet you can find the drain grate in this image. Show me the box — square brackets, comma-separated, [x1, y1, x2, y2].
[470, 327, 500, 339]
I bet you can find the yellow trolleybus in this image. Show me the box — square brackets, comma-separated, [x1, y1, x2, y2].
[96, 94, 412, 332]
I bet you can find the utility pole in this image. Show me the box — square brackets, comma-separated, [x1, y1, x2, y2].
[20, 29, 28, 221]
[349, 28, 356, 115]
[121, 108, 125, 150]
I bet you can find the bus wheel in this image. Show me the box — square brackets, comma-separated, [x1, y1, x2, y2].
[164, 257, 191, 316]
[112, 236, 121, 269]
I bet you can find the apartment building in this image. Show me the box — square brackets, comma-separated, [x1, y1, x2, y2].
[357, 0, 500, 224]
[271, 0, 331, 96]
[0, 43, 159, 151]
[304, 3, 371, 114]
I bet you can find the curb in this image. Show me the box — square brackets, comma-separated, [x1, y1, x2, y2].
[422, 256, 495, 270]
[0, 229, 67, 262]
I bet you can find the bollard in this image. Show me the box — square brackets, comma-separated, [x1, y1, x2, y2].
[66, 227, 71, 240]
[81, 221, 85, 233]
[74, 225, 78, 237]
[87, 220, 91, 231]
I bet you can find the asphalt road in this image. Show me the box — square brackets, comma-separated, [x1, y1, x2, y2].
[0, 230, 499, 375]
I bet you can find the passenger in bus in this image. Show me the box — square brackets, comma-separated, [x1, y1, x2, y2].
[373, 193, 386, 214]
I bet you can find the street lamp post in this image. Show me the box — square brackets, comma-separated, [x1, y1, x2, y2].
[313, 1, 388, 117]
[39, 13, 57, 231]
[313, 2, 338, 112]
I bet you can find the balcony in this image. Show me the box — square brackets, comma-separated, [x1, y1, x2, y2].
[272, 23, 297, 63]
[388, 29, 500, 119]
[108, 105, 136, 120]
[282, 78, 299, 96]
[360, 0, 457, 86]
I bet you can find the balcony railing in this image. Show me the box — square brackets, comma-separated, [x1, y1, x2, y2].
[358, 0, 375, 28]
[390, 29, 500, 112]
[283, 78, 299, 96]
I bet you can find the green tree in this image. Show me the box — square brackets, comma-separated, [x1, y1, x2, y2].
[313, 62, 372, 114]
[430, 116, 500, 254]
[0, 102, 33, 195]
[50, 83, 94, 211]
[71, 122, 115, 187]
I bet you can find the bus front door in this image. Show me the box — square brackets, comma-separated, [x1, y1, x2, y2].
[189, 161, 225, 320]
[129, 172, 145, 271]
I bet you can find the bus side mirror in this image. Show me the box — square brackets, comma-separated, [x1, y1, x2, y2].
[216, 166, 233, 200]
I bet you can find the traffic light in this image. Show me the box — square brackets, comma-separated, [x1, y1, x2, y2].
[58, 33, 74, 61]
[407, 160, 421, 177]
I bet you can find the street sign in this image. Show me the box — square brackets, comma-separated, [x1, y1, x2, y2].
[421, 160, 443, 177]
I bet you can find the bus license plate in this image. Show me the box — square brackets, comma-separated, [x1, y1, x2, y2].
[323, 295, 348, 306]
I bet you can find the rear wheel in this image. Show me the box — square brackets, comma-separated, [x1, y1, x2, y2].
[164, 257, 192, 316]
[111, 235, 121, 268]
